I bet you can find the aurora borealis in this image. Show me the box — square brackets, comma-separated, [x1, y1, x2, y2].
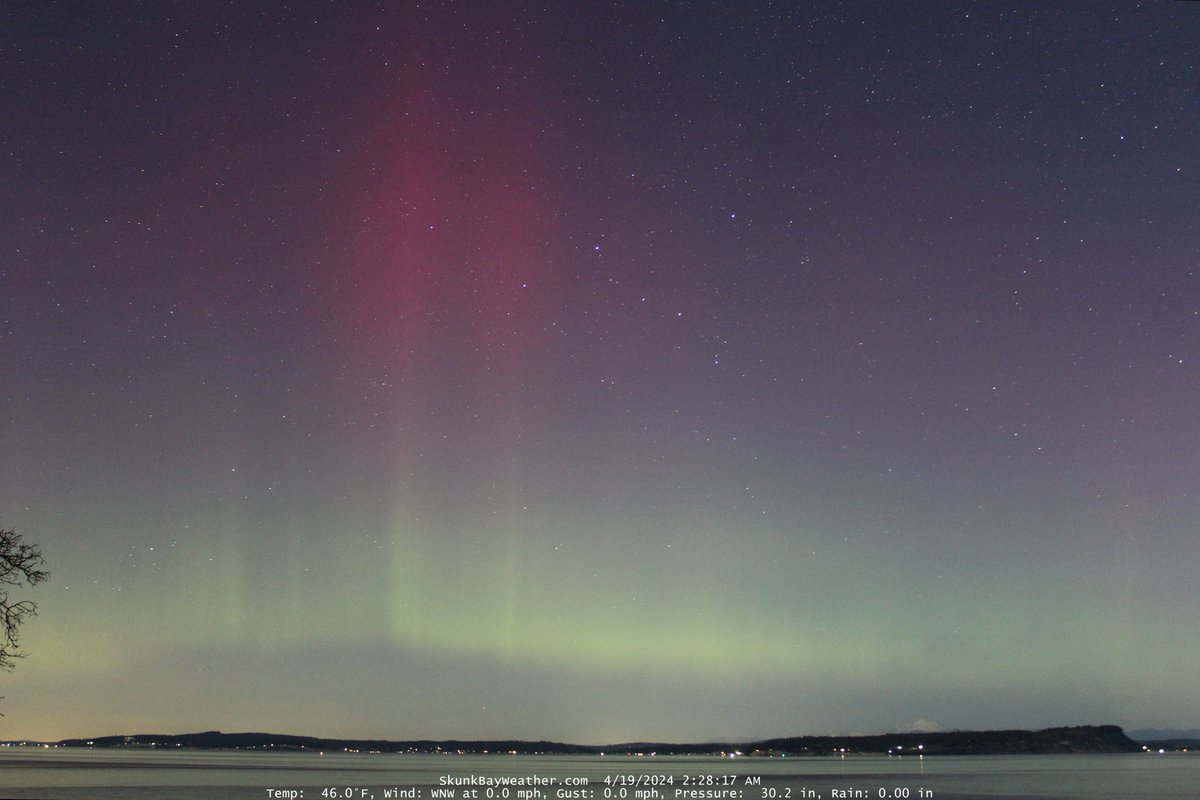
[2, 2, 1198, 744]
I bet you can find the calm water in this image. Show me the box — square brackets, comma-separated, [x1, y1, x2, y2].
[0, 749, 1197, 800]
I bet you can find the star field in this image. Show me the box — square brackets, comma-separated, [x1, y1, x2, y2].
[1, 2, 1198, 743]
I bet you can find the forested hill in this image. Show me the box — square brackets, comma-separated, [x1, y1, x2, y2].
[47, 725, 1140, 755]
[752, 724, 1141, 755]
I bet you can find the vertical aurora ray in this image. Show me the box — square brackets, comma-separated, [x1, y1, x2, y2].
[319, 7, 565, 663]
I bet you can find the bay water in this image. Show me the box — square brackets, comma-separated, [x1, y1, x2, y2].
[1, 749, 1196, 800]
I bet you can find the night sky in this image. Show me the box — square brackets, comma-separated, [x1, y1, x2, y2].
[2, 2, 1198, 744]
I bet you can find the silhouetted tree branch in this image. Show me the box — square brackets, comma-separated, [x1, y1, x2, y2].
[0, 527, 49, 672]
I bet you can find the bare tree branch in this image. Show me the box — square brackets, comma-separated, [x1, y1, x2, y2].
[0, 527, 49, 672]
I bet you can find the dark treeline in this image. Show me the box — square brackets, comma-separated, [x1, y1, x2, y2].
[45, 725, 1141, 755]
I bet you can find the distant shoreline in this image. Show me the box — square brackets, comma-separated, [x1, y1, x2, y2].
[4, 724, 1173, 756]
